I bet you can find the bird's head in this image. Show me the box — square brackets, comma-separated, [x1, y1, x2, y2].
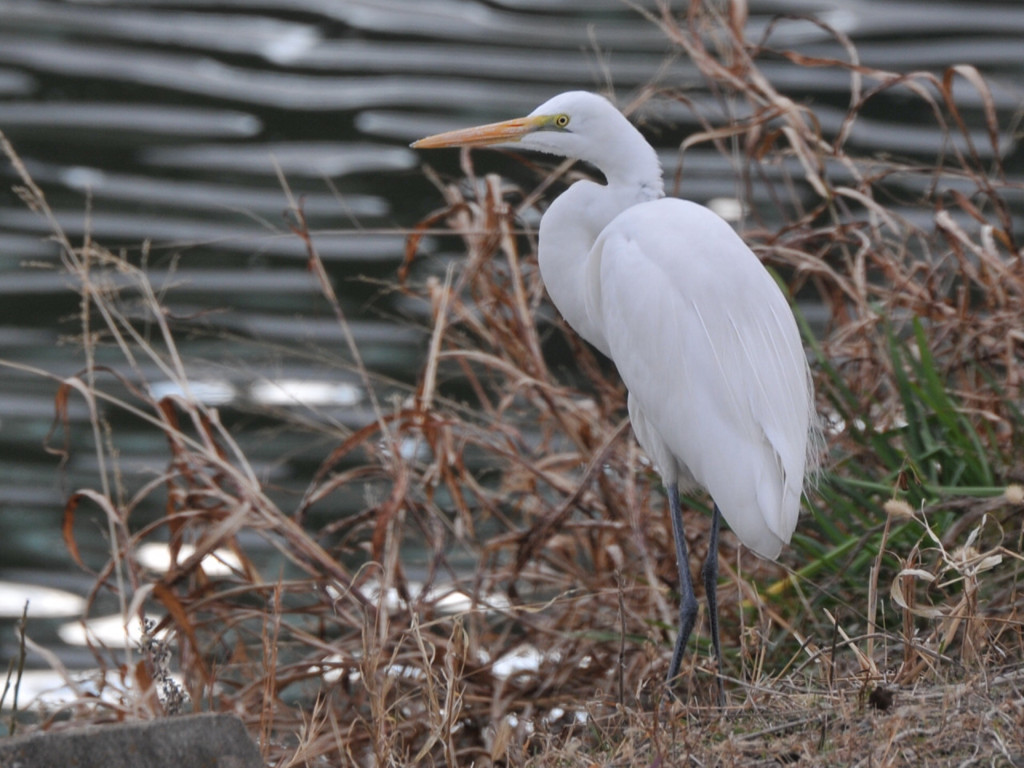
[412, 91, 657, 186]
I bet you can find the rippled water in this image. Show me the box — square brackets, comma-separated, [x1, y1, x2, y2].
[1, 0, 1022, 692]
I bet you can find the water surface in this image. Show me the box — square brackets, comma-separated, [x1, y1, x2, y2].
[1, 0, 1022, 692]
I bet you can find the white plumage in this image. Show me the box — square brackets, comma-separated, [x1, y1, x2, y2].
[594, 198, 812, 559]
[413, 91, 821, 698]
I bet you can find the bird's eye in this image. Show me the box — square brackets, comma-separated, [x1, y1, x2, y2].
[554, 114, 570, 128]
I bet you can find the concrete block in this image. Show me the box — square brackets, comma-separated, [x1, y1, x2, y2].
[0, 713, 262, 768]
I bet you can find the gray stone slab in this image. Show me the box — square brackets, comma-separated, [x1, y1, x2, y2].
[0, 713, 262, 768]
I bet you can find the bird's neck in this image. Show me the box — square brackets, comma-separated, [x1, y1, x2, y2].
[537, 175, 659, 356]
[593, 129, 664, 200]
[537, 128, 663, 353]
[537, 182, 613, 354]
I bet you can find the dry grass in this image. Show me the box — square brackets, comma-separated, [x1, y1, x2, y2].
[3, 0, 1024, 765]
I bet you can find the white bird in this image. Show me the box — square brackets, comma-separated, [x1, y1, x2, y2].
[412, 91, 820, 701]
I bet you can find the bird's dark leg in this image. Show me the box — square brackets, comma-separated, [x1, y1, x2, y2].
[666, 484, 698, 688]
[701, 503, 725, 706]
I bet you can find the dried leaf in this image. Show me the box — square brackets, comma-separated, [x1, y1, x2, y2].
[891, 571, 946, 619]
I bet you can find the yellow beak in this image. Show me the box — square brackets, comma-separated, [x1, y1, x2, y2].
[411, 115, 546, 149]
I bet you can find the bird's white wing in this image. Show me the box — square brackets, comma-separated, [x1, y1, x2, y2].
[587, 198, 812, 558]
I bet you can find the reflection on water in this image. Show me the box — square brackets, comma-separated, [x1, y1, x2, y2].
[135, 543, 244, 576]
[0, 0, 1022, 704]
[56, 613, 160, 649]
[0, 103, 261, 139]
[0, 582, 85, 619]
[8, 669, 134, 711]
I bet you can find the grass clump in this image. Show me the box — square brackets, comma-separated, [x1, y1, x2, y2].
[2, 0, 1024, 765]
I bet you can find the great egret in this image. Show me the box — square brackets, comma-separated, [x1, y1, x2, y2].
[412, 91, 820, 700]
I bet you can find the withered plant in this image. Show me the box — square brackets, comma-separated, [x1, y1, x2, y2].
[2, 0, 1023, 765]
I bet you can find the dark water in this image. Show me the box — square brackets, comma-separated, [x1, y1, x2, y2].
[1, 0, 1022, 704]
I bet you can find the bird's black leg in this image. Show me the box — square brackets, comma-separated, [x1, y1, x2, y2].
[666, 484, 698, 689]
[701, 503, 725, 706]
